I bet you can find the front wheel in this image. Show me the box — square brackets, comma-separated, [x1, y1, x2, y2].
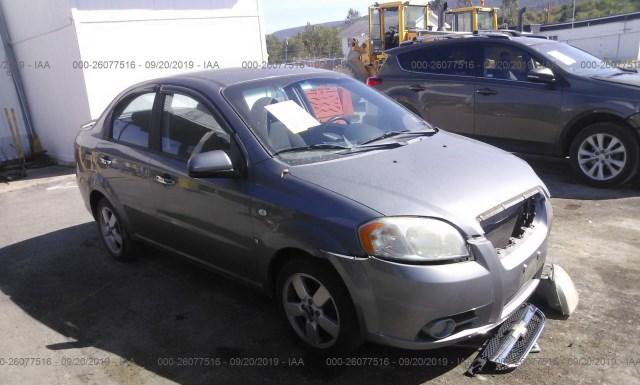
[276, 258, 362, 355]
[569, 122, 640, 187]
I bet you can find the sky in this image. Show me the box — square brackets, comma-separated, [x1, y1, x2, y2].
[263, 0, 374, 33]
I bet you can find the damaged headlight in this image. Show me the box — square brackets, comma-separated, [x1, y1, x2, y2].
[358, 217, 470, 263]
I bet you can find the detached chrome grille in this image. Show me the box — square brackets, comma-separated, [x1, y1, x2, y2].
[478, 189, 542, 252]
[466, 303, 546, 376]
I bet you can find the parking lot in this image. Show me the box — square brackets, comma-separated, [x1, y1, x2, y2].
[1, 157, 639, 385]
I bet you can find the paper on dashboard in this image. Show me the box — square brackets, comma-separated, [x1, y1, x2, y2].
[264, 100, 320, 134]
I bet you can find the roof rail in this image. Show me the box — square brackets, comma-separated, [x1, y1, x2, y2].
[497, 29, 548, 39]
[478, 32, 512, 39]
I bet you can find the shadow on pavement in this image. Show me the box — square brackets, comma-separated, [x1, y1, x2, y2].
[0, 223, 474, 385]
[519, 154, 640, 200]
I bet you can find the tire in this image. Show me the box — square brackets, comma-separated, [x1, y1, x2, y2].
[275, 258, 362, 355]
[96, 198, 137, 261]
[569, 122, 640, 187]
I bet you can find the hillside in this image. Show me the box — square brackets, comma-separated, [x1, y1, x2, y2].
[269, 0, 640, 38]
[272, 18, 367, 40]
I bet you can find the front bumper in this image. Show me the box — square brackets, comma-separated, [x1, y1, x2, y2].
[325, 195, 551, 350]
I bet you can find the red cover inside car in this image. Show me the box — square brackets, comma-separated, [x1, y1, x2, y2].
[303, 87, 353, 122]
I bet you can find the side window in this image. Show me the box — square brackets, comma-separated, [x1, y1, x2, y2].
[160, 93, 230, 160]
[482, 44, 547, 82]
[111, 93, 155, 148]
[398, 44, 477, 76]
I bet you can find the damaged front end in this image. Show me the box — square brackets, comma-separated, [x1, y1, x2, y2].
[467, 303, 546, 376]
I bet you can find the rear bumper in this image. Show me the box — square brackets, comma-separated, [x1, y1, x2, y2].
[325, 195, 551, 350]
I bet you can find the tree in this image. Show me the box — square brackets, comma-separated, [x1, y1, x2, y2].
[266, 34, 284, 63]
[500, 0, 520, 26]
[266, 25, 342, 62]
[430, 0, 445, 13]
[346, 8, 360, 22]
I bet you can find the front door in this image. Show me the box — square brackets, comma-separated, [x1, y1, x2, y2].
[473, 43, 564, 154]
[146, 87, 255, 278]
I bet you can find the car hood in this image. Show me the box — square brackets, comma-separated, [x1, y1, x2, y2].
[592, 73, 640, 88]
[289, 131, 546, 236]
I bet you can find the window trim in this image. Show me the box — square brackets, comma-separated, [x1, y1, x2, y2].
[103, 84, 248, 176]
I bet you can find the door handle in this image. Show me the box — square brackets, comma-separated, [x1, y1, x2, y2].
[97, 155, 112, 166]
[476, 88, 498, 96]
[408, 84, 426, 92]
[155, 175, 175, 186]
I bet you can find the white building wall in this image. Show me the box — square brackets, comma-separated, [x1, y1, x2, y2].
[1, 0, 90, 164]
[1, 0, 266, 164]
[71, 0, 267, 119]
[542, 18, 640, 61]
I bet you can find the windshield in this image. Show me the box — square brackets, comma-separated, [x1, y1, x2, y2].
[530, 42, 625, 76]
[223, 76, 433, 165]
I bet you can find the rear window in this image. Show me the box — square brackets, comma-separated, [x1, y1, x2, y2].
[111, 93, 155, 148]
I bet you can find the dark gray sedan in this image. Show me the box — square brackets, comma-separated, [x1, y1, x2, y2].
[372, 35, 640, 187]
[76, 68, 550, 354]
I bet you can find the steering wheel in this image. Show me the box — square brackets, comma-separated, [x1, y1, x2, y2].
[324, 115, 351, 125]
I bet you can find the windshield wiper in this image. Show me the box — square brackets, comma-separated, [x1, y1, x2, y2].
[360, 129, 436, 145]
[273, 143, 351, 155]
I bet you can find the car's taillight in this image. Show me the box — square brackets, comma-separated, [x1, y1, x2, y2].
[366, 77, 382, 87]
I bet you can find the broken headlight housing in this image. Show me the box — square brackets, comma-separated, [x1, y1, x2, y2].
[358, 217, 470, 263]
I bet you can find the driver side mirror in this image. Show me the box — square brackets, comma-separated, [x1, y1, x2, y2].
[527, 67, 556, 83]
[188, 150, 235, 178]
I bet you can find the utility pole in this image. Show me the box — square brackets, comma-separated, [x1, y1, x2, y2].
[571, 0, 576, 29]
[0, 2, 42, 155]
[285, 39, 288, 63]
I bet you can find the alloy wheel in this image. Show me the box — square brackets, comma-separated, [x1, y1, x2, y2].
[99, 206, 123, 255]
[282, 273, 340, 348]
[577, 133, 627, 181]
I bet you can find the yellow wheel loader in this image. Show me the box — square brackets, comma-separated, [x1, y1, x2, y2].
[344, 1, 498, 82]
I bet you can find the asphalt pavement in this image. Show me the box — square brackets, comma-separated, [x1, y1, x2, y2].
[0, 160, 639, 385]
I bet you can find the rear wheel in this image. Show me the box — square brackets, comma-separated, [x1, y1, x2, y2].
[96, 198, 137, 261]
[276, 258, 362, 354]
[569, 122, 640, 187]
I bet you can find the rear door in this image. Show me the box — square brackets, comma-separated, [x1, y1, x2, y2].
[144, 85, 256, 278]
[95, 88, 160, 239]
[392, 42, 479, 134]
[473, 42, 564, 154]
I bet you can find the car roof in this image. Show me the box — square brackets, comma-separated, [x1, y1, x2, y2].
[159, 67, 336, 88]
[386, 35, 557, 55]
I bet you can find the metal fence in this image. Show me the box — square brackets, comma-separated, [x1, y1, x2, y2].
[293, 57, 345, 71]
